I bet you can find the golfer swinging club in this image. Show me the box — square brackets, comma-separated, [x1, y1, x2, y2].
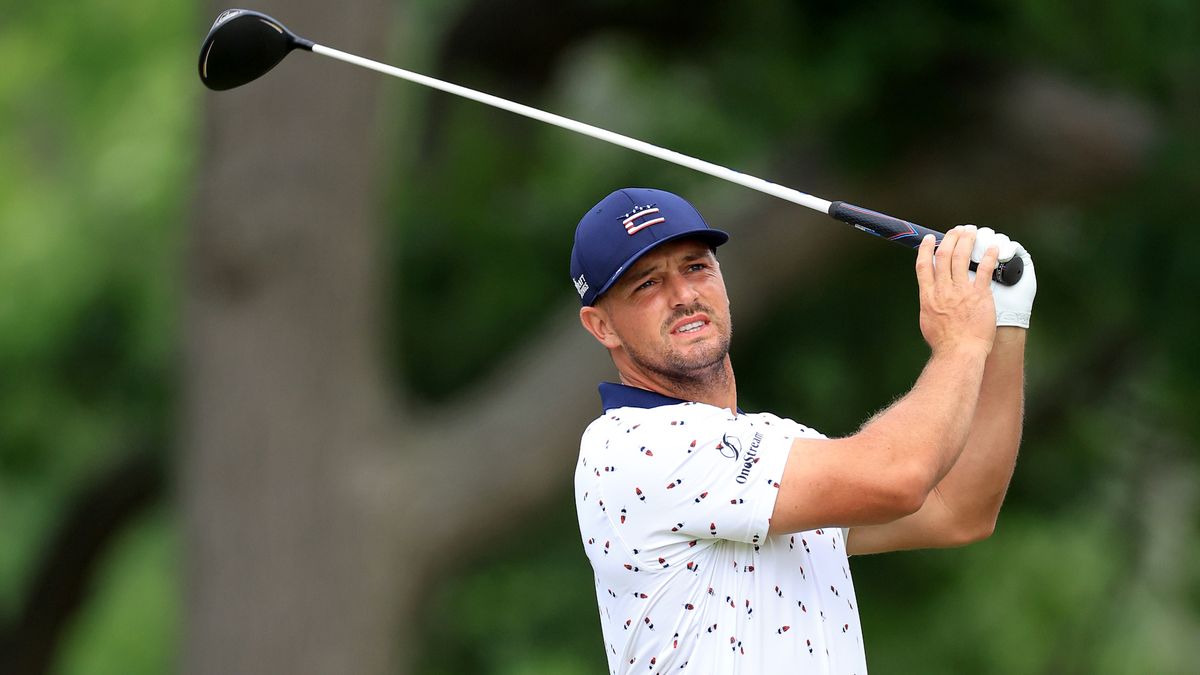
[572, 188, 1036, 673]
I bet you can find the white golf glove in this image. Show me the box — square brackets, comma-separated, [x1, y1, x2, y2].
[969, 226, 1036, 328]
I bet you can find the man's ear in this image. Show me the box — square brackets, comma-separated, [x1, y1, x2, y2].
[580, 304, 622, 349]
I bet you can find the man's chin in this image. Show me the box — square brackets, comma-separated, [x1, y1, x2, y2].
[663, 345, 729, 376]
[623, 332, 730, 383]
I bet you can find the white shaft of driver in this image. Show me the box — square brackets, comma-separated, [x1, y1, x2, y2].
[311, 44, 833, 214]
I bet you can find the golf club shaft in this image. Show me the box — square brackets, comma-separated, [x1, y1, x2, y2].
[307, 43, 1021, 284]
[311, 44, 831, 213]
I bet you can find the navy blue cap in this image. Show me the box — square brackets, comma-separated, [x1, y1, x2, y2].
[570, 188, 729, 306]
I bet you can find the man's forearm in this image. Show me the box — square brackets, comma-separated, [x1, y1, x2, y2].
[857, 342, 991, 494]
[928, 327, 1026, 529]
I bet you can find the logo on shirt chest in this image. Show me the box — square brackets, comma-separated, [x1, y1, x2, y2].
[734, 432, 764, 484]
[718, 433, 741, 460]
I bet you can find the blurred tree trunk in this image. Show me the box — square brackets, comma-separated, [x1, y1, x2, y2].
[183, 0, 402, 671]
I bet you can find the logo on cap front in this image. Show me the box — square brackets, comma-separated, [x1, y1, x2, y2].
[622, 204, 665, 236]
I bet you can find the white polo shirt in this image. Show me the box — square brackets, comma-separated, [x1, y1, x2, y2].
[575, 383, 867, 674]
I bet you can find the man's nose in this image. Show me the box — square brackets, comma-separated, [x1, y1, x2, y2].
[665, 272, 700, 306]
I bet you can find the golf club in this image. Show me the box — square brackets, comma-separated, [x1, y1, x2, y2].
[198, 8, 1023, 285]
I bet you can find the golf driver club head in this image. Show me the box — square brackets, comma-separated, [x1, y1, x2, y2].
[198, 9, 313, 90]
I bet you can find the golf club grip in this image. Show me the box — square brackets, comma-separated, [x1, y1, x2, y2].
[828, 201, 1023, 286]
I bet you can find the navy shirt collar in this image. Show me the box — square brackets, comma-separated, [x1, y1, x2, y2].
[599, 382, 689, 412]
[598, 382, 743, 414]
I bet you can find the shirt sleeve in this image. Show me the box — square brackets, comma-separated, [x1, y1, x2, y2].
[597, 406, 796, 551]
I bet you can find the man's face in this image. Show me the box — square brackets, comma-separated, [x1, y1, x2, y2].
[589, 238, 733, 382]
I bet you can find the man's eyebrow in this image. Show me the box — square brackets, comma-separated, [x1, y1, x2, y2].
[623, 260, 663, 286]
[621, 250, 714, 289]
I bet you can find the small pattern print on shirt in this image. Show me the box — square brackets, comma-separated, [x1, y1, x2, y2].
[576, 399, 867, 674]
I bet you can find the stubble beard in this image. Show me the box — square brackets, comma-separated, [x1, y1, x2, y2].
[624, 304, 733, 398]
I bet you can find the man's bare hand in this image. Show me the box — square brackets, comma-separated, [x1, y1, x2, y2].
[916, 225, 999, 355]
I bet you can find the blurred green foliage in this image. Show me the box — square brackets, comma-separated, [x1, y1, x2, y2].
[56, 509, 179, 675]
[0, 0, 193, 671]
[3, 0, 1198, 673]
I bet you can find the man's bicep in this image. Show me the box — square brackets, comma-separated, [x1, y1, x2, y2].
[768, 435, 920, 536]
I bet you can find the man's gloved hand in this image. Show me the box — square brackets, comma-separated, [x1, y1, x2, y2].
[969, 227, 1037, 329]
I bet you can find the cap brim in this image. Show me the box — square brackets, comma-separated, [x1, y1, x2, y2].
[590, 229, 729, 304]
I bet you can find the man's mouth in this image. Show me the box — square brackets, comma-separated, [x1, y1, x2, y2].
[670, 314, 711, 335]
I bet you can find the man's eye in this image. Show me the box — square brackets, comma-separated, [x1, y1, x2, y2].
[689, 263, 707, 272]
[635, 279, 655, 291]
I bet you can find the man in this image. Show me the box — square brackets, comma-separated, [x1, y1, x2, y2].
[571, 187, 1036, 673]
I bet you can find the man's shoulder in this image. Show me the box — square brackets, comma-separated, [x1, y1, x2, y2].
[585, 402, 825, 437]
[737, 409, 826, 439]
[586, 400, 737, 434]
[582, 404, 827, 453]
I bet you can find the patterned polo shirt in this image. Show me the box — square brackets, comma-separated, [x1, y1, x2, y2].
[575, 383, 867, 674]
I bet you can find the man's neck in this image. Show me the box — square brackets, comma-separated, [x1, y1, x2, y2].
[617, 358, 737, 413]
